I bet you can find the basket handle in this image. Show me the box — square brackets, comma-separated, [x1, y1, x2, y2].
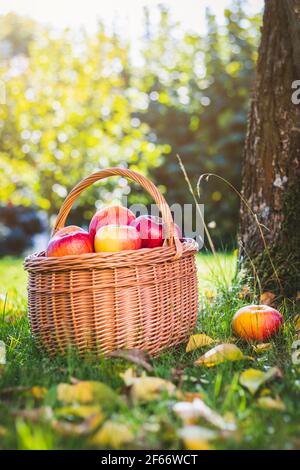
[52, 167, 183, 258]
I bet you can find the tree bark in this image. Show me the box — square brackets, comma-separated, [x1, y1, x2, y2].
[239, 0, 300, 297]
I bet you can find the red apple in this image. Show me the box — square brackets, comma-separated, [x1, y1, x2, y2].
[47, 225, 93, 257]
[94, 225, 141, 252]
[232, 304, 284, 342]
[89, 205, 136, 240]
[130, 215, 182, 248]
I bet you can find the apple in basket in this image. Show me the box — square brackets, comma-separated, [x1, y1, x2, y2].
[94, 225, 141, 252]
[89, 205, 136, 240]
[130, 215, 182, 248]
[47, 225, 93, 257]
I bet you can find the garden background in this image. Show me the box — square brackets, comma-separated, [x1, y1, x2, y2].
[1, 0, 300, 452]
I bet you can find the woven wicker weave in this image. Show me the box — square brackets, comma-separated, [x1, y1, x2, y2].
[24, 168, 199, 356]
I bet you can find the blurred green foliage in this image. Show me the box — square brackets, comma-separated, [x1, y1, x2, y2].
[0, 2, 261, 244]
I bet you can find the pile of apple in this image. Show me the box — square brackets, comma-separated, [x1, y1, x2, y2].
[47, 205, 182, 257]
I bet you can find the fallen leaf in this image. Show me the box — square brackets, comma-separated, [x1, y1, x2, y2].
[203, 289, 216, 301]
[30, 386, 48, 400]
[257, 396, 286, 411]
[57, 381, 119, 409]
[186, 334, 216, 352]
[0, 341, 6, 365]
[253, 343, 272, 354]
[182, 392, 205, 402]
[0, 425, 8, 437]
[90, 421, 134, 449]
[260, 292, 276, 306]
[121, 368, 176, 402]
[0, 294, 15, 313]
[56, 405, 103, 419]
[239, 367, 282, 395]
[260, 387, 271, 396]
[178, 425, 217, 450]
[110, 349, 153, 372]
[238, 286, 251, 299]
[194, 344, 253, 367]
[173, 398, 236, 431]
[295, 315, 300, 332]
[52, 412, 103, 436]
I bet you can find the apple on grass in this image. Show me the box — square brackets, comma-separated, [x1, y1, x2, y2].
[232, 304, 284, 342]
[94, 225, 141, 252]
[130, 215, 182, 248]
[47, 225, 93, 257]
[89, 205, 136, 240]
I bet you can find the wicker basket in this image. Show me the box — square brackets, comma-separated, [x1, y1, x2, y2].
[24, 168, 199, 356]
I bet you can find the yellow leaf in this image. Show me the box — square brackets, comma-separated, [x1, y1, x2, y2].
[186, 334, 216, 352]
[252, 343, 272, 354]
[295, 314, 300, 332]
[0, 341, 6, 365]
[257, 397, 286, 411]
[120, 368, 176, 402]
[203, 289, 216, 301]
[52, 412, 103, 436]
[194, 343, 253, 367]
[178, 426, 217, 450]
[90, 421, 134, 449]
[0, 294, 15, 313]
[260, 292, 276, 306]
[239, 367, 282, 395]
[57, 381, 119, 408]
[56, 405, 103, 419]
[30, 386, 48, 400]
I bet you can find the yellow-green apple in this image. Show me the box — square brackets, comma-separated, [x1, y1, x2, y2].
[94, 224, 141, 252]
[232, 304, 283, 341]
[47, 225, 93, 257]
[130, 215, 182, 248]
[89, 205, 136, 240]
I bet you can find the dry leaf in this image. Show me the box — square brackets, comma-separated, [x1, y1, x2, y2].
[90, 421, 134, 449]
[110, 349, 153, 372]
[121, 368, 176, 402]
[260, 292, 276, 306]
[239, 367, 282, 395]
[178, 425, 217, 450]
[194, 343, 253, 367]
[182, 392, 205, 402]
[52, 412, 103, 436]
[238, 286, 251, 299]
[57, 381, 119, 408]
[186, 334, 216, 352]
[257, 396, 286, 411]
[253, 343, 272, 354]
[173, 398, 236, 431]
[295, 315, 300, 332]
[0, 341, 6, 365]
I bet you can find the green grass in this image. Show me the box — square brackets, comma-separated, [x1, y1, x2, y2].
[0, 254, 299, 450]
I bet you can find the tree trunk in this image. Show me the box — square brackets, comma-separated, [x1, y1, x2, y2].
[239, 0, 300, 297]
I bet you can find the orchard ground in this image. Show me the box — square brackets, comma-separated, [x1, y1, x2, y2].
[0, 253, 299, 450]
